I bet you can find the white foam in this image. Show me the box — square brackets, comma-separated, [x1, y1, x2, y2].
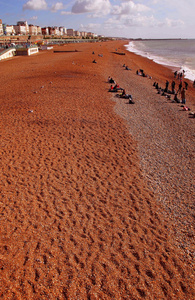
[125, 41, 195, 82]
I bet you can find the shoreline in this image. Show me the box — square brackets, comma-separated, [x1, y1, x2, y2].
[125, 39, 195, 82]
[0, 40, 194, 299]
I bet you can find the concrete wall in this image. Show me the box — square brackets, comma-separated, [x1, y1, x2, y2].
[0, 48, 16, 60]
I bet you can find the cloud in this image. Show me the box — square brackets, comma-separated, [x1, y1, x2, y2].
[72, 0, 111, 14]
[111, 1, 151, 16]
[29, 16, 38, 20]
[23, 0, 47, 10]
[51, 2, 64, 12]
[105, 12, 184, 30]
[79, 23, 101, 31]
[164, 18, 184, 27]
[123, 14, 156, 27]
[61, 11, 73, 15]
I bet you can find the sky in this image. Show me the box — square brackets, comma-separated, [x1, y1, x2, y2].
[0, 0, 195, 39]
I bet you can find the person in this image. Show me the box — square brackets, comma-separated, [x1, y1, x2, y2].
[193, 80, 195, 87]
[171, 80, 176, 94]
[122, 89, 126, 96]
[109, 77, 115, 84]
[184, 81, 188, 90]
[178, 82, 182, 93]
[165, 80, 169, 92]
[174, 71, 177, 78]
[92, 59, 97, 63]
[128, 95, 134, 104]
[181, 88, 186, 104]
[113, 83, 120, 90]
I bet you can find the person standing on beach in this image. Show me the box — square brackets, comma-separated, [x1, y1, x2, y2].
[184, 81, 188, 90]
[181, 88, 186, 104]
[178, 82, 182, 93]
[171, 80, 176, 94]
[165, 80, 169, 92]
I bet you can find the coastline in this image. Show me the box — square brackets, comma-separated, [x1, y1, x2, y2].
[0, 40, 194, 299]
[110, 40, 195, 259]
[125, 39, 195, 82]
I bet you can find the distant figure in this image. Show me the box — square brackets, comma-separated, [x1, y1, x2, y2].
[165, 80, 169, 92]
[181, 88, 186, 104]
[171, 81, 176, 94]
[174, 71, 177, 78]
[184, 81, 188, 90]
[140, 69, 144, 75]
[193, 80, 195, 87]
[178, 82, 182, 93]
[125, 66, 131, 70]
[109, 77, 115, 84]
[92, 59, 97, 63]
[128, 95, 134, 104]
[122, 89, 126, 96]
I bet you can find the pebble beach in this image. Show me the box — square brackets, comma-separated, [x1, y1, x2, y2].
[0, 40, 194, 299]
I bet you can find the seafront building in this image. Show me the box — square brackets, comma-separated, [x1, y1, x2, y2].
[0, 18, 96, 39]
[0, 19, 4, 36]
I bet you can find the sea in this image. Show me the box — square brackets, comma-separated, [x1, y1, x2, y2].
[125, 39, 195, 82]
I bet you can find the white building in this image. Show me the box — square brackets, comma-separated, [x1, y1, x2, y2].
[5, 25, 15, 35]
[14, 25, 26, 35]
[74, 30, 80, 37]
[37, 26, 42, 35]
[59, 27, 67, 36]
[53, 26, 60, 35]
[87, 32, 95, 38]
[0, 19, 4, 36]
[17, 21, 29, 34]
[29, 24, 38, 35]
[80, 31, 87, 38]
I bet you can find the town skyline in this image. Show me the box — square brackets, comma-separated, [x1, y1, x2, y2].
[1, 0, 195, 39]
[0, 19, 97, 38]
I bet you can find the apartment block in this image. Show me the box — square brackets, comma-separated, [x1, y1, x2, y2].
[0, 19, 3, 36]
[29, 24, 38, 35]
[41, 27, 49, 35]
[67, 29, 74, 36]
[5, 25, 15, 35]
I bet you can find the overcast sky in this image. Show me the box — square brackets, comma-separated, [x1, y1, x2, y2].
[1, 0, 195, 38]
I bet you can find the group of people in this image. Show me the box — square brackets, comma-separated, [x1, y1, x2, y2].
[123, 64, 131, 71]
[136, 68, 152, 79]
[153, 80, 187, 104]
[107, 76, 134, 104]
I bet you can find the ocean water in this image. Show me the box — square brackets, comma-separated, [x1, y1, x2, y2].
[125, 39, 195, 82]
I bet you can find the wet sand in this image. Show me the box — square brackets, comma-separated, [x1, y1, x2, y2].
[0, 40, 194, 299]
